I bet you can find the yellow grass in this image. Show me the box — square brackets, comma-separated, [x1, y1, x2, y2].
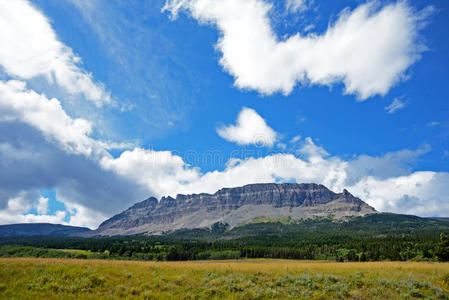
[0, 258, 448, 299]
[56, 249, 96, 256]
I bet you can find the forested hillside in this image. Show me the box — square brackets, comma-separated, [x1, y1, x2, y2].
[1, 213, 449, 262]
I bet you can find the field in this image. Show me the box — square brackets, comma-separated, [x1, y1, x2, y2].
[0, 258, 448, 299]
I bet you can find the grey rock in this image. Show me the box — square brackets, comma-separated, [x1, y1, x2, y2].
[94, 183, 377, 236]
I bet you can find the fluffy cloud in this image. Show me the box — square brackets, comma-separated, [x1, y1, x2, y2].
[0, 122, 146, 228]
[1, 118, 448, 227]
[0, 0, 143, 228]
[36, 197, 49, 215]
[0, 0, 145, 228]
[103, 137, 449, 217]
[100, 148, 201, 198]
[0, 80, 132, 157]
[0, 0, 445, 229]
[164, 0, 430, 99]
[62, 202, 110, 228]
[216, 107, 277, 146]
[0, 210, 67, 225]
[350, 172, 449, 216]
[0, 78, 149, 228]
[101, 138, 346, 198]
[0, 0, 111, 106]
[385, 97, 407, 114]
[0, 190, 66, 225]
[0, 80, 102, 156]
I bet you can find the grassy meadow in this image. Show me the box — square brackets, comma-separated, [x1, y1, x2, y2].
[0, 258, 448, 299]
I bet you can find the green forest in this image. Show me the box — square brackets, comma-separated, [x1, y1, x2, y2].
[1, 214, 449, 262]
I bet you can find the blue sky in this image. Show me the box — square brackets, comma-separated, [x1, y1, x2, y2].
[0, 0, 448, 228]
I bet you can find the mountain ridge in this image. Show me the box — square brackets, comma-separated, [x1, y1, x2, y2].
[0, 223, 91, 237]
[94, 183, 377, 236]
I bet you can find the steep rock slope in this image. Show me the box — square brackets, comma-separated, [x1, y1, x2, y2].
[95, 183, 377, 236]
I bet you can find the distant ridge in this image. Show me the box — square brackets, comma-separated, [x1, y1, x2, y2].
[428, 217, 449, 222]
[94, 183, 377, 236]
[0, 223, 91, 237]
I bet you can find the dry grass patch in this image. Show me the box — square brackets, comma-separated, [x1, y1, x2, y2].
[0, 258, 448, 299]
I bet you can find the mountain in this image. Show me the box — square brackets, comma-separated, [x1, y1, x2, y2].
[95, 183, 377, 236]
[428, 217, 449, 222]
[166, 212, 449, 242]
[0, 223, 92, 237]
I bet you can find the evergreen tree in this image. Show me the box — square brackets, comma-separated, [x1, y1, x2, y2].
[436, 233, 449, 261]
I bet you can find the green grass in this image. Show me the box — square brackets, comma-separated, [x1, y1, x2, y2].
[239, 215, 299, 226]
[56, 249, 101, 257]
[0, 245, 111, 260]
[0, 258, 448, 299]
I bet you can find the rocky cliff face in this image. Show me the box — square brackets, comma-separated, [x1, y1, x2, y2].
[95, 183, 377, 236]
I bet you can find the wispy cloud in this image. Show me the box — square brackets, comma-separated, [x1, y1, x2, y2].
[290, 135, 302, 143]
[286, 0, 310, 13]
[385, 97, 407, 114]
[427, 121, 440, 127]
[443, 150, 449, 159]
[69, 0, 199, 133]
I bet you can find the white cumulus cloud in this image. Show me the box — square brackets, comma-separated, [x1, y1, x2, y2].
[36, 197, 49, 215]
[216, 107, 277, 146]
[100, 148, 201, 198]
[0, 0, 111, 106]
[0, 191, 66, 225]
[0, 80, 102, 156]
[164, 0, 431, 99]
[349, 172, 449, 216]
[0, 80, 145, 228]
[103, 137, 449, 217]
[0, 0, 445, 227]
[0, 210, 67, 225]
[0, 0, 143, 228]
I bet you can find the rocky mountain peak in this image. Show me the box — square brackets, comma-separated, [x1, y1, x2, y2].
[95, 183, 377, 236]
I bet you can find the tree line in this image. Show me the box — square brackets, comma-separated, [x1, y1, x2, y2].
[1, 215, 449, 262]
[1, 232, 448, 262]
